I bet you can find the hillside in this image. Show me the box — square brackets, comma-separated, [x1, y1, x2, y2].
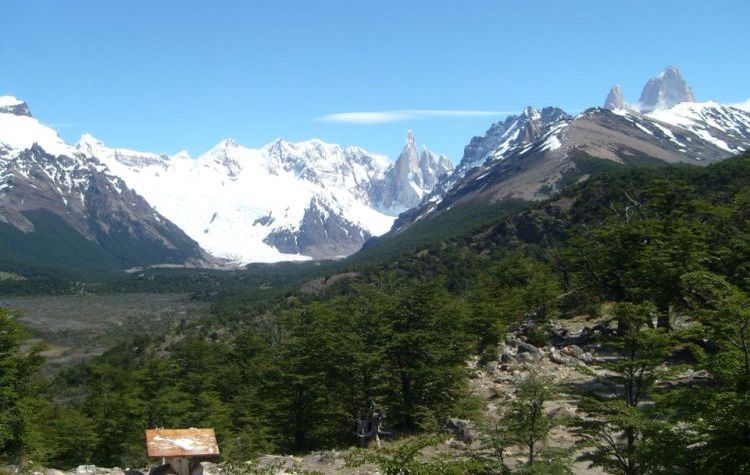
[3, 154, 749, 473]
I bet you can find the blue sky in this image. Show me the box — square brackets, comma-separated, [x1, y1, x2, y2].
[1, 0, 749, 163]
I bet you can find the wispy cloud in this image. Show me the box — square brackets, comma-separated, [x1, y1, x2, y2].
[316, 109, 511, 124]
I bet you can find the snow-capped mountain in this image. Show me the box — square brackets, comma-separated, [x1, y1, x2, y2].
[371, 130, 453, 213]
[0, 96, 210, 270]
[392, 67, 750, 233]
[603, 66, 695, 113]
[76, 130, 450, 263]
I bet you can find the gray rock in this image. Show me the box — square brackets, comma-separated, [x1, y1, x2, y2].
[500, 353, 516, 364]
[517, 342, 541, 356]
[604, 84, 626, 110]
[638, 66, 695, 112]
[0, 144, 212, 270]
[264, 197, 370, 259]
[443, 417, 479, 445]
[445, 438, 466, 449]
[0, 99, 31, 117]
[372, 130, 453, 212]
[561, 345, 584, 358]
[457, 106, 571, 174]
[516, 351, 538, 363]
[511, 371, 530, 384]
[549, 348, 570, 365]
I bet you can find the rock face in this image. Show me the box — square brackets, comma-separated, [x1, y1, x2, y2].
[459, 106, 571, 174]
[0, 96, 31, 117]
[263, 197, 370, 259]
[638, 66, 695, 112]
[602, 66, 696, 114]
[0, 101, 211, 270]
[372, 130, 453, 212]
[417, 106, 570, 209]
[603, 84, 626, 110]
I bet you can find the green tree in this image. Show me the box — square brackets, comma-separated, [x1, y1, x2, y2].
[679, 271, 750, 472]
[29, 405, 99, 469]
[574, 302, 672, 475]
[505, 370, 557, 467]
[0, 309, 42, 461]
[382, 280, 472, 432]
[568, 180, 709, 330]
[346, 435, 487, 474]
[268, 304, 349, 452]
[468, 254, 560, 353]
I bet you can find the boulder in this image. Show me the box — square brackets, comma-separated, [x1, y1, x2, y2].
[516, 352, 539, 363]
[500, 353, 516, 364]
[516, 342, 541, 356]
[443, 418, 478, 445]
[549, 348, 570, 365]
[561, 345, 584, 358]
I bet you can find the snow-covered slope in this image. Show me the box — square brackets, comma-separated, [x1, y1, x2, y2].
[0, 96, 210, 270]
[648, 101, 750, 154]
[76, 131, 449, 263]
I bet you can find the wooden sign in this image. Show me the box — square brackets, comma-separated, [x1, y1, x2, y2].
[146, 428, 220, 457]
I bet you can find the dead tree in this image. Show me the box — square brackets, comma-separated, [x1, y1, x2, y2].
[355, 401, 389, 448]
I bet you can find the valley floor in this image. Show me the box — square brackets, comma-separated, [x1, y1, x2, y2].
[0, 293, 209, 372]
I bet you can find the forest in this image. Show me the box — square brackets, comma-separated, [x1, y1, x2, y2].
[2, 154, 750, 474]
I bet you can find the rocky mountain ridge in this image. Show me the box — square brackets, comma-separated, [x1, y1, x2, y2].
[391, 67, 750, 234]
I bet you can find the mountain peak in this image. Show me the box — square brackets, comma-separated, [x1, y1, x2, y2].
[75, 133, 107, 157]
[639, 66, 694, 113]
[76, 132, 104, 147]
[659, 65, 682, 78]
[218, 138, 239, 148]
[604, 85, 626, 110]
[0, 96, 32, 117]
[521, 106, 540, 119]
[373, 130, 451, 213]
[405, 129, 416, 147]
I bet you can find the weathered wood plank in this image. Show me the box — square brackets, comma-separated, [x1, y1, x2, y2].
[145, 428, 219, 457]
